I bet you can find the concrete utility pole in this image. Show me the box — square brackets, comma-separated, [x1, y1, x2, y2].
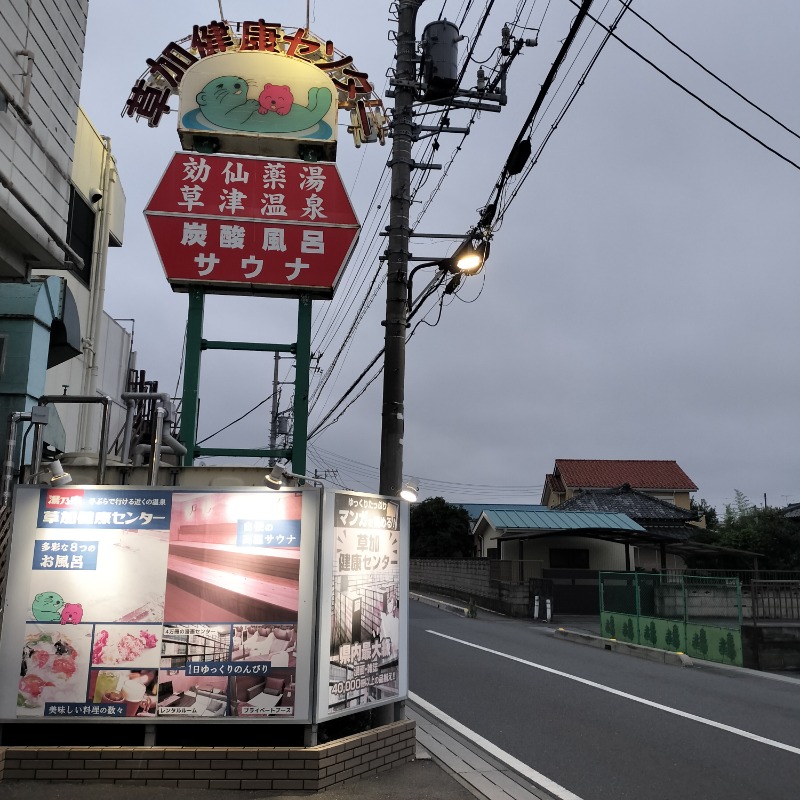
[379, 0, 424, 497]
[268, 351, 280, 466]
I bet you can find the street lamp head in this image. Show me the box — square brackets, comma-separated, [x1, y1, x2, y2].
[450, 232, 490, 276]
[406, 231, 491, 315]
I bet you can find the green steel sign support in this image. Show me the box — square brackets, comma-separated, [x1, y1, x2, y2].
[181, 289, 205, 467]
[179, 289, 312, 472]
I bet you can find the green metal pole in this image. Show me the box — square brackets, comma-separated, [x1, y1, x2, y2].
[180, 289, 205, 466]
[291, 295, 312, 476]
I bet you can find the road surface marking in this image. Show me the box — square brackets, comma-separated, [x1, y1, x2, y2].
[427, 630, 800, 757]
[409, 691, 584, 800]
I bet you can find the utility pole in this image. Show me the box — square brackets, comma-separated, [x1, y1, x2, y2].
[268, 352, 280, 466]
[379, 0, 424, 497]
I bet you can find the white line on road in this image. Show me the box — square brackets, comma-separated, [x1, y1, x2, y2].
[409, 690, 584, 800]
[426, 629, 800, 757]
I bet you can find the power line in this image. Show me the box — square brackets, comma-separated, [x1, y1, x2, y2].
[565, 0, 800, 173]
[618, 0, 800, 144]
[495, 0, 630, 227]
[196, 393, 273, 445]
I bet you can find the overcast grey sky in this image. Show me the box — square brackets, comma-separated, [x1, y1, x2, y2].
[80, 1, 800, 513]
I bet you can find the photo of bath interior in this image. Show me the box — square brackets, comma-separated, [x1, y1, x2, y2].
[163, 492, 302, 623]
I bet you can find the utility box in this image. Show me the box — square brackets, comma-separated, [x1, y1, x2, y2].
[421, 20, 461, 100]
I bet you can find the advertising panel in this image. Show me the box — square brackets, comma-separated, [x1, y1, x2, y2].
[144, 152, 360, 299]
[0, 486, 320, 723]
[316, 491, 409, 721]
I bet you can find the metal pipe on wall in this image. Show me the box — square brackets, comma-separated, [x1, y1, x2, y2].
[2, 412, 32, 507]
[119, 391, 173, 466]
[147, 406, 167, 486]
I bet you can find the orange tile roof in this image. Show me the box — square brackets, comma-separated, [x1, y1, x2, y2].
[554, 459, 698, 492]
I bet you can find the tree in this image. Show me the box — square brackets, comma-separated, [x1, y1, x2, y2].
[410, 497, 472, 558]
[717, 493, 800, 570]
[605, 615, 616, 638]
[686, 491, 800, 571]
[690, 497, 719, 530]
[672, 624, 681, 651]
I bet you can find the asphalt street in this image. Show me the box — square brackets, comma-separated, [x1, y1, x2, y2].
[409, 601, 800, 800]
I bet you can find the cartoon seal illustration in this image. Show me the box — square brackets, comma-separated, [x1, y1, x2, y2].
[31, 591, 65, 622]
[195, 76, 333, 134]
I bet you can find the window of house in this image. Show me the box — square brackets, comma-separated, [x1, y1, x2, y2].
[549, 548, 590, 569]
[66, 185, 96, 287]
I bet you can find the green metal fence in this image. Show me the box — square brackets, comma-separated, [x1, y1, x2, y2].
[599, 572, 743, 666]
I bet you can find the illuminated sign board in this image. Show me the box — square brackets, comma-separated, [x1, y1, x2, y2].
[0, 486, 408, 726]
[144, 152, 360, 298]
[0, 487, 319, 723]
[316, 492, 409, 721]
[123, 20, 386, 158]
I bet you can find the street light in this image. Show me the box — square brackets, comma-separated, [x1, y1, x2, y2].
[451, 232, 490, 274]
[406, 231, 490, 315]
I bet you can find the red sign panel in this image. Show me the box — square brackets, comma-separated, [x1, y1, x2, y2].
[144, 152, 360, 299]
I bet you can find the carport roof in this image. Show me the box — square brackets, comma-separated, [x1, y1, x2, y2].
[479, 509, 645, 534]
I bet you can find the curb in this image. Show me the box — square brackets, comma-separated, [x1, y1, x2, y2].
[410, 593, 470, 617]
[553, 627, 693, 667]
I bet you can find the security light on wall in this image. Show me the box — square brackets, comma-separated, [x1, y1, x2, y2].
[264, 465, 322, 489]
[36, 460, 72, 488]
[399, 481, 419, 502]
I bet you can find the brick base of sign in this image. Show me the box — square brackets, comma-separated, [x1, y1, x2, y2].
[0, 720, 416, 790]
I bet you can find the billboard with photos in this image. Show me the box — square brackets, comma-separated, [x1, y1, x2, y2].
[316, 491, 409, 721]
[0, 486, 320, 723]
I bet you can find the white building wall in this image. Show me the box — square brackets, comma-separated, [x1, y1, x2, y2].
[40, 110, 130, 455]
[0, 0, 89, 278]
[519, 536, 629, 571]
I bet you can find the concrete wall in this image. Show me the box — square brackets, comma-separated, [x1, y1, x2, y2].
[410, 559, 530, 616]
[0, 0, 89, 278]
[742, 625, 800, 671]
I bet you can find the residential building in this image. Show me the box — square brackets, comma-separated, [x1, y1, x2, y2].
[541, 459, 698, 510]
[554, 484, 699, 571]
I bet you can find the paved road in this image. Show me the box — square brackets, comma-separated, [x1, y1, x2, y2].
[409, 601, 800, 800]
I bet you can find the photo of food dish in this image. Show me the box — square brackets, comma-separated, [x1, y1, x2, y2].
[91, 624, 161, 668]
[18, 625, 92, 716]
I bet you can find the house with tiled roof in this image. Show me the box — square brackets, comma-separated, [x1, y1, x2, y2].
[541, 459, 698, 510]
[554, 484, 700, 571]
